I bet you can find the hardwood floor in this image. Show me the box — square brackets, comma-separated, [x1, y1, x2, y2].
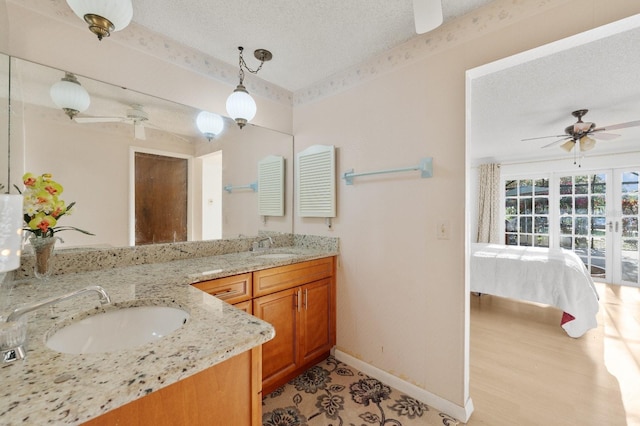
[467, 282, 640, 426]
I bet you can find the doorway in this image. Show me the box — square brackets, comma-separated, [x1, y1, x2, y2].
[133, 151, 188, 245]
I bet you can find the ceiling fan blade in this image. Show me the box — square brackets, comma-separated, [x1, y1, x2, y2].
[74, 116, 126, 124]
[521, 134, 566, 142]
[541, 137, 570, 149]
[412, 0, 443, 34]
[590, 132, 620, 140]
[134, 122, 146, 140]
[594, 120, 640, 132]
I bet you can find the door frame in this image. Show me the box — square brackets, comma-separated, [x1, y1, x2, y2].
[129, 147, 194, 246]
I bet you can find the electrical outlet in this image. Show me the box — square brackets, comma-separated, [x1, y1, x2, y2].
[437, 220, 450, 240]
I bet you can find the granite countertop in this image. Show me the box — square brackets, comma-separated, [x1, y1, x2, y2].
[0, 246, 337, 425]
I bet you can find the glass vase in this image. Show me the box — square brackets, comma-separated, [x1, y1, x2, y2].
[30, 236, 58, 279]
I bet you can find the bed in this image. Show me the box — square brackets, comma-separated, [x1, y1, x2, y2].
[470, 243, 600, 338]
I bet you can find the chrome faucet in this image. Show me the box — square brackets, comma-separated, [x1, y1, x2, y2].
[2, 285, 111, 363]
[6, 285, 111, 323]
[252, 236, 273, 251]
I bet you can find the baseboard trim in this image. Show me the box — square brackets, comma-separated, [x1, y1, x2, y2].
[332, 349, 474, 423]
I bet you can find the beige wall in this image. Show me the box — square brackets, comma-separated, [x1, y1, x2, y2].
[4, 0, 640, 420]
[292, 0, 640, 418]
[195, 125, 294, 239]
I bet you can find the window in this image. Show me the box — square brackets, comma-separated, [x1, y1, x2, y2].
[504, 178, 549, 247]
[558, 174, 606, 276]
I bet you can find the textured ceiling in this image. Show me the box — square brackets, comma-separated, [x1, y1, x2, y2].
[131, 0, 494, 92]
[469, 15, 640, 164]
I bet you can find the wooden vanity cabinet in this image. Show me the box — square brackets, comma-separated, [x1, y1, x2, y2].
[84, 346, 262, 426]
[190, 256, 336, 395]
[253, 257, 336, 394]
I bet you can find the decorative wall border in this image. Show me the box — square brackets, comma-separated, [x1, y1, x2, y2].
[19, 0, 571, 107]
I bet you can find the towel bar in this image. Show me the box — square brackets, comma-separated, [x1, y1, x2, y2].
[342, 157, 433, 185]
[224, 182, 258, 193]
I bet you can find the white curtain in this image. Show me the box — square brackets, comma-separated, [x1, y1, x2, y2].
[476, 163, 500, 243]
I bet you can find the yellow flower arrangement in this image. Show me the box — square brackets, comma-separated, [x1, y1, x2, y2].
[20, 172, 93, 238]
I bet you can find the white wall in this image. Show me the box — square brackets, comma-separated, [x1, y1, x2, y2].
[293, 0, 640, 420]
[201, 151, 223, 240]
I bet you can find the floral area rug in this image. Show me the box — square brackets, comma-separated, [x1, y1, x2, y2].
[262, 356, 460, 426]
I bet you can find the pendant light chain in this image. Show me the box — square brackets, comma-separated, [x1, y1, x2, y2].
[237, 46, 267, 85]
[228, 46, 272, 129]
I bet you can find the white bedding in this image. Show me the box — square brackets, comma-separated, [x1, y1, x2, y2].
[471, 243, 600, 338]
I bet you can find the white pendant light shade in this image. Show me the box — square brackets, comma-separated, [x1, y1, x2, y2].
[226, 84, 256, 129]
[196, 111, 224, 140]
[66, 0, 133, 39]
[50, 73, 91, 119]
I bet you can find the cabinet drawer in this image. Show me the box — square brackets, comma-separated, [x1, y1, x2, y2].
[192, 273, 252, 304]
[253, 257, 334, 297]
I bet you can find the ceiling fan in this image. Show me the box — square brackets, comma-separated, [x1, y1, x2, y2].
[412, 0, 443, 34]
[74, 104, 183, 141]
[522, 109, 640, 153]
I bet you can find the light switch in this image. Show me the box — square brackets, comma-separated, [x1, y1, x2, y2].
[437, 220, 450, 240]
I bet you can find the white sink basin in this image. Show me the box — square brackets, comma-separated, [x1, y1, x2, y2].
[255, 253, 297, 259]
[46, 306, 189, 354]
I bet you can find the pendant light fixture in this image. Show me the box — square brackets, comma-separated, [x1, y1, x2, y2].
[50, 72, 91, 119]
[196, 111, 225, 141]
[66, 0, 133, 40]
[226, 46, 272, 129]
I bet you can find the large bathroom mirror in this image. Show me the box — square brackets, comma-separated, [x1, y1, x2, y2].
[0, 53, 7, 190]
[6, 57, 293, 248]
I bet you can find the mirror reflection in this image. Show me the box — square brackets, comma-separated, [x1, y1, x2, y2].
[7, 57, 293, 248]
[0, 53, 7, 190]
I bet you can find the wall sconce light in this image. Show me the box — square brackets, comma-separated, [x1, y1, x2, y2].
[50, 72, 91, 119]
[196, 111, 225, 141]
[66, 0, 133, 40]
[226, 46, 272, 129]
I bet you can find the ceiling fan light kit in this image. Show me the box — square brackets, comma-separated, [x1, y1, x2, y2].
[226, 46, 272, 129]
[523, 109, 640, 160]
[50, 72, 91, 119]
[66, 0, 133, 40]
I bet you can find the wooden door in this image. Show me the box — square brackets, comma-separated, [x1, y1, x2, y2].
[253, 288, 298, 391]
[135, 152, 188, 245]
[299, 278, 333, 365]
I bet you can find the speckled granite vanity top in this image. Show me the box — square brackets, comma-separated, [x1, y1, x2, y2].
[0, 246, 337, 425]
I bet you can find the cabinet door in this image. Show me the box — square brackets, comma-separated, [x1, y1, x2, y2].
[299, 278, 333, 365]
[253, 288, 298, 391]
[234, 299, 252, 314]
